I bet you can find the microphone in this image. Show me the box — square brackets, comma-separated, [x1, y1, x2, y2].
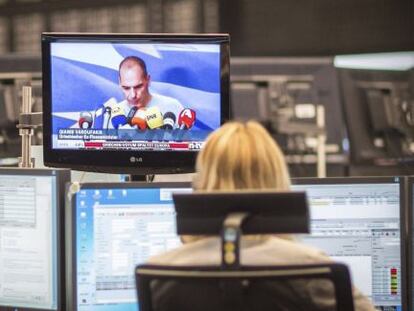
[178, 108, 196, 130]
[78, 111, 93, 129]
[104, 106, 112, 115]
[110, 104, 128, 129]
[162, 112, 176, 130]
[145, 107, 164, 129]
[127, 106, 138, 124]
[128, 107, 147, 130]
[102, 106, 112, 129]
[96, 97, 117, 129]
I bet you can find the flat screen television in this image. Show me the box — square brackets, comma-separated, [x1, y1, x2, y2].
[42, 33, 230, 174]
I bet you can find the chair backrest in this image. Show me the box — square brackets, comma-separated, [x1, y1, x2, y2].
[135, 263, 355, 311]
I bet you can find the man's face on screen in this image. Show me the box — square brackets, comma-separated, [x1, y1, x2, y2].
[119, 65, 150, 107]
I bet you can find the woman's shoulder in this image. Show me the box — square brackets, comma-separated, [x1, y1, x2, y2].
[241, 236, 332, 265]
[147, 236, 332, 266]
[147, 237, 221, 266]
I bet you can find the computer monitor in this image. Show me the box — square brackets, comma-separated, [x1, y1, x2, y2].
[42, 33, 230, 174]
[406, 176, 414, 311]
[66, 182, 192, 311]
[0, 168, 70, 311]
[230, 57, 346, 157]
[291, 177, 407, 311]
[338, 67, 413, 166]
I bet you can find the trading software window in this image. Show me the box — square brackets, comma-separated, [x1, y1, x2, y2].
[292, 183, 401, 311]
[0, 175, 57, 309]
[75, 187, 191, 311]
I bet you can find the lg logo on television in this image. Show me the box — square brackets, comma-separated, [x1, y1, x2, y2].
[130, 157, 143, 163]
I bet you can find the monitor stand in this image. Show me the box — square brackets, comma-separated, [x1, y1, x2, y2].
[129, 173, 194, 183]
[130, 174, 155, 182]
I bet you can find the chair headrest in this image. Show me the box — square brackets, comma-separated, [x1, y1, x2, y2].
[173, 191, 309, 235]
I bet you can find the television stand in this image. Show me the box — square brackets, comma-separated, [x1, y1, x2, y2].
[130, 174, 155, 182]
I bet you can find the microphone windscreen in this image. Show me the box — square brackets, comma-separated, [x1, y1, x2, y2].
[79, 111, 93, 129]
[130, 108, 147, 130]
[145, 107, 164, 129]
[163, 112, 176, 130]
[127, 106, 138, 124]
[178, 108, 196, 129]
[111, 105, 127, 129]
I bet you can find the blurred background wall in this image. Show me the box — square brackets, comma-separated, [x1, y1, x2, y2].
[0, 0, 411, 54]
[0, 0, 412, 177]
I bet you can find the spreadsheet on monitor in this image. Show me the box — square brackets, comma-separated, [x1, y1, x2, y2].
[0, 174, 58, 310]
[74, 185, 191, 311]
[292, 180, 402, 311]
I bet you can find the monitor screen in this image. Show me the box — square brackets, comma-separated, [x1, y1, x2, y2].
[292, 177, 405, 311]
[408, 177, 414, 311]
[42, 33, 230, 174]
[230, 57, 346, 158]
[69, 182, 192, 311]
[337, 66, 413, 166]
[0, 168, 69, 310]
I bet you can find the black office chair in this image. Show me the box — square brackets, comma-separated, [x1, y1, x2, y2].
[135, 263, 354, 311]
[135, 192, 355, 311]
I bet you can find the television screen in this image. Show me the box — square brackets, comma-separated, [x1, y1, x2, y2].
[42, 33, 230, 174]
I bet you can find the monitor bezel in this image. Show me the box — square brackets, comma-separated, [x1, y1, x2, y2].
[405, 176, 413, 311]
[42, 32, 230, 174]
[337, 67, 412, 165]
[0, 168, 70, 311]
[291, 176, 408, 311]
[67, 181, 192, 311]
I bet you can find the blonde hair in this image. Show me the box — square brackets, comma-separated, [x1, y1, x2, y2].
[194, 120, 290, 191]
[183, 121, 293, 244]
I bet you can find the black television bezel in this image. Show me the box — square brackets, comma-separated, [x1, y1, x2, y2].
[291, 176, 408, 311]
[66, 181, 192, 311]
[42, 32, 230, 174]
[0, 168, 70, 311]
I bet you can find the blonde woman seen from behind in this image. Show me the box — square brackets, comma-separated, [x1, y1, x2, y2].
[194, 121, 290, 191]
[149, 121, 377, 311]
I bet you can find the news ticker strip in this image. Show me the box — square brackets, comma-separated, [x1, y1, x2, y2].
[56, 140, 203, 151]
